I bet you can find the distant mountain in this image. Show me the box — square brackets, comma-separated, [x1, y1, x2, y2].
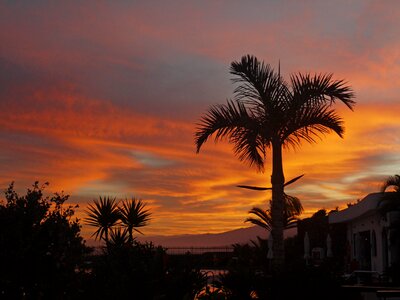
[136, 226, 297, 248]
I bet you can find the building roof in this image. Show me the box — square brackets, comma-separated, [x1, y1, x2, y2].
[328, 193, 383, 224]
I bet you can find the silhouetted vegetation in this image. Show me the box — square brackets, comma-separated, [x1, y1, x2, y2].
[2, 181, 397, 299]
[85, 196, 151, 246]
[209, 237, 349, 300]
[380, 175, 400, 284]
[0, 182, 208, 299]
[195, 54, 355, 271]
[246, 193, 303, 231]
[83, 241, 166, 299]
[0, 182, 89, 299]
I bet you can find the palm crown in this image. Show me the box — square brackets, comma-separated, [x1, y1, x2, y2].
[195, 55, 354, 170]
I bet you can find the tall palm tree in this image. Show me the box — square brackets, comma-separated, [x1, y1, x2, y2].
[85, 196, 120, 243]
[119, 198, 151, 242]
[246, 194, 303, 231]
[195, 55, 355, 271]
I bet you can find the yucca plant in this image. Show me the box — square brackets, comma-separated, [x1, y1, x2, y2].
[85, 196, 120, 243]
[108, 227, 130, 249]
[119, 198, 151, 242]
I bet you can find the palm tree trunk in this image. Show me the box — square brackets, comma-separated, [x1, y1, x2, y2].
[271, 140, 285, 272]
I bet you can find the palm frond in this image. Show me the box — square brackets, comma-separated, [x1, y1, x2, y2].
[282, 105, 344, 148]
[230, 55, 283, 109]
[230, 125, 267, 171]
[381, 174, 400, 193]
[290, 73, 355, 110]
[245, 207, 272, 231]
[237, 174, 304, 190]
[284, 174, 304, 187]
[119, 198, 151, 239]
[108, 227, 130, 248]
[246, 194, 303, 231]
[195, 100, 250, 151]
[246, 217, 271, 231]
[237, 185, 272, 191]
[195, 99, 269, 170]
[284, 194, 303, 216]
[379, 174, 400, 215]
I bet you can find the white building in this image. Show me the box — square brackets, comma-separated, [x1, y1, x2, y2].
[329, 193, 399, 273]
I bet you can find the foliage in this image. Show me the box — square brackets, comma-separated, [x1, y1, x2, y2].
[85, 196, 151, 245]
[215, 238, 349, 300]
[379, 174, 400, 277]
[195, 55, 354, 170]
[263, 263, 346, 300]
[119, 197, 151, 242]
[162, 254, 207, 300]
[85, 196, 120, 242]
[380, 174, 400, 214]
[246, 193, 303, 231]
[0, 182, 231, 299]
[195, 54, 355, 270]
[0, 182, 89, 299]
[84, 241, 166, 299]
[215, 241, 268, 300]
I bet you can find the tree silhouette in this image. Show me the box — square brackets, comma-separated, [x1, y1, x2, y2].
[380, 174, 400, 245]
[85, 196, 120, 243]
[0, 182, 89, 299]
[119, 198, 151, 242]
[195, 55, 355, 271]
[380, 174, 400, 213]
[246, 194, 303, 231]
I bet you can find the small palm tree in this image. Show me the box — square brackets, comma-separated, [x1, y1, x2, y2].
[119, 198, 151, 242]
[85, 196, 120, 243]
[195, 55, 355, 270]
[246, 194, 303, 231]
[380, 175, 400, 245]
[380, 174, 400, 214]
[381, 174, 400, 193]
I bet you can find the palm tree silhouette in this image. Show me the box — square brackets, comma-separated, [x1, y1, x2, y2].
[380, 174, 400, 214]
[380, 175, 400, 246]
[246, 194, 303, 231]
[119, 198, 151, 242]
[85, 196, 120, 243]
[195, 55, 355, 270]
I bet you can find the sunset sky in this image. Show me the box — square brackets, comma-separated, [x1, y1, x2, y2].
[1, 1, 400, 238]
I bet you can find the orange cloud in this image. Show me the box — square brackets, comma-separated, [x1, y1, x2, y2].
[2, 87, 400, 237]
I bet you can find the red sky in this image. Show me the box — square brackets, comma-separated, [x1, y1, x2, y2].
[1, 1, 400, 238]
